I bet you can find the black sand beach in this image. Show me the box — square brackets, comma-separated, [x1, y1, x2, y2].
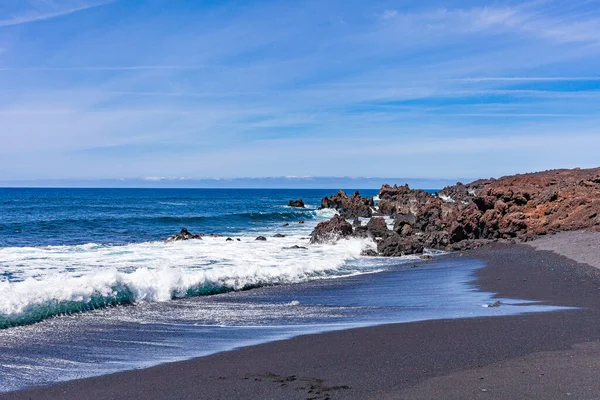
[4, 233, 600, 400]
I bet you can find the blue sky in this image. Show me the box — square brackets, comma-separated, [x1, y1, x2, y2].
[1, 0, 599, 185]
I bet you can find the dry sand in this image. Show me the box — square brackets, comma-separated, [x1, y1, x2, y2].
[528, 231, 600, 269]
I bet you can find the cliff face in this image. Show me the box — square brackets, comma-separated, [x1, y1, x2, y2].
[313, 167, 600, 256]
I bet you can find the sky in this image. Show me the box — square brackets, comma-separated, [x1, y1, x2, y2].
[0, 0, 599, 187]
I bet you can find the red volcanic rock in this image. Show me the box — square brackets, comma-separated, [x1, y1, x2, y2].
[468, 167, 600, 238]
[377, 184, 439, 218]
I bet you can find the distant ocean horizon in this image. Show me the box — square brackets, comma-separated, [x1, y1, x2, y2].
[0, 176, 468, 189]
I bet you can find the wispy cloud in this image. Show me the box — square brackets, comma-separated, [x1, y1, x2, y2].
[0, 65, 223, 71]
[0, 1, 114, 28]
[1, 0, 599, 181]
[455, 77, 600, 82]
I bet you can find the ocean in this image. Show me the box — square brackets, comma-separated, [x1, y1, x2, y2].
[0, 188, 566, 392]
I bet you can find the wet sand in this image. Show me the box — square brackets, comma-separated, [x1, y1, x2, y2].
[3, 232, 600, 400]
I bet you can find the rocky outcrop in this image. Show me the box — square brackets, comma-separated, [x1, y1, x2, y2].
[464, 168, 600, 239]
[365, 217, 391, 239]
[377, 233, 424, 256]
[310, 215, 354, 243]
[165, 228, 202, 242]
[288, 199, 305, 208]
[320, 190, 374, 218]
[311, 167, 600, 256]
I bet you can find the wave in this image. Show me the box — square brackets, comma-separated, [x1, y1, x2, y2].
[0, 208, 329, 247]
[0, 209, 320, 230]
[0, 236, 376, 329]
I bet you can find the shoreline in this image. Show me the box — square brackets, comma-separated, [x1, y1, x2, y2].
[5, 234, 600, 399]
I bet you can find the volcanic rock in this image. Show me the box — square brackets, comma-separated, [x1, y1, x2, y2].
[377, 233, 424, 256]
[392, 213, 417, 234]
[288, 199, 305, 208]
[366, 217, 391, 239]
[165, 228, 202, 242]
[310, 215, 353, 244]
[312, 167, 600, 256]
[284, 245, 308, 250]
[320, 190, 374, 218]
[361, 249, 379, 256]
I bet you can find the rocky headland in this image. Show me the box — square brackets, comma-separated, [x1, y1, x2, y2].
[312, 167, 600, 256]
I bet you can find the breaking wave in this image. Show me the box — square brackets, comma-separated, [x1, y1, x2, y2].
[0, 235, 376, 329]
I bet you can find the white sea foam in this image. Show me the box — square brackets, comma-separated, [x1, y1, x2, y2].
[0, 232, 378, 327]
[438, 194, 455, 203]
[314, 208, 337, 219]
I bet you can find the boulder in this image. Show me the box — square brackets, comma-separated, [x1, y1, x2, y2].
[310, 215, 354, 244]
[255, 236, 267, 241]
[288, 199, 305, 208]
[273, 233, 286, 238]
[165, 228, 202, 242]
[284, 245, 308, 250]
[361, 249, 379, 256]
[377, 233, 424, 256]
[352, 225, 369, 239]
[393, 213, 417, 234]
[366, 217, 391, 239]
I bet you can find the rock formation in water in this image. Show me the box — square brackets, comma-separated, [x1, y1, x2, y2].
[310, 215, 354, 243]
[288, 199, 305, 208]
[320, 190, 374, 218]
[165, 228, 203, 242]
[311, 167, 600, 256]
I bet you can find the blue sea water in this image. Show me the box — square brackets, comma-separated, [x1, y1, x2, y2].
[0, 188, 367, 247]
[0, 188, 568, 392]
